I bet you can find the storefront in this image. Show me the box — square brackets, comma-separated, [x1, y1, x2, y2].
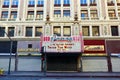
[106, 40, 120, 72]
[82, 40, 108, 72]
[0, 41, 17, 71]
[17, 41, 41, 71]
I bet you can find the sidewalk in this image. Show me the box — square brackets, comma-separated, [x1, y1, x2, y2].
[1, 71, 120, 78]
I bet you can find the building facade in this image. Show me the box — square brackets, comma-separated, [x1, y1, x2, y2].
[0, 0, 120, 72]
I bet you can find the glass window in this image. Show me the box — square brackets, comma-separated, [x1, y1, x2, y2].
[28, 0, 35, 6]
[8, 27, 14, 37]
[54, 10, 61, 17]
[1, 11, 8, 18]
[3, 0, 9, 6]
[63, 26, 71, 36]
[82, 26, 89, 36]
[80, 0, 87, 4]
[10, 11, 17, 19]
[108, 9, 116, 18]
[64, 0, 70, 5]
[0, 27, 5, 37]
[54, 0, 61, 5]
[53, 26, 61, 36]
[81, 10, 88, 19]
[90, 0, 96, 4]
[90, 10, 98, 18]
[12, 0, 18, 6]
[63, 10, 70, 17]
[27, 11, 34, 19]
[36, 11, 43, 19]
[38, 0, 44, 6]
[92, 26, 99, 36]
[26, 27, 33, 37]
[28, 44, 32, 48]
[35, 27, 42, 36]
[111, 26, 118, 36]
[117, 0, 120, 3]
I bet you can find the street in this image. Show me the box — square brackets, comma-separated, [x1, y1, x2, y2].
[0, 76, 120, 80]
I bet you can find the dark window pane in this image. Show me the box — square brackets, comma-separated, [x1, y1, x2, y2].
[0, 27, 5, 37]
[28, 44, 32, 48]
[26, 27, 32, 37]
[8, 27, 14, 37]
[111, 26, 118, 36]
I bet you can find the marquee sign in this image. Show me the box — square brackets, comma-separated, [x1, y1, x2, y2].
[41, 35, 84, 53]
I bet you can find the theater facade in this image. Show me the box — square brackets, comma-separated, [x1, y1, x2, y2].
[0, 0, 120, 72]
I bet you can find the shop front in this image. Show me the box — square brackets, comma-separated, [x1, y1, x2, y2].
[41, 36, 83, 72]
[0, 41, 17, 71]
[17, 41, 41, 71]
[82, 40, 108, 72]
[106, 40, 120, 72]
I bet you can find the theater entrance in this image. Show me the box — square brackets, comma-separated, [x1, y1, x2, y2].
[45, 53, 82, 72]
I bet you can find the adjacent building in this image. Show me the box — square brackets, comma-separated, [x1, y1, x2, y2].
[0, 0, 120, 72]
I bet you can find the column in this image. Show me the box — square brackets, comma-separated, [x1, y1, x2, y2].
[89, 25, 92, 36]
[32, 26, 35, 37]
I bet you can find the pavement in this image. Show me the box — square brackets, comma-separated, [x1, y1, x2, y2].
[0, 71, 120, 78]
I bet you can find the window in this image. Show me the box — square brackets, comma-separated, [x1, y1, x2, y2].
[8, 27, 14, 37]
[26, 27, 33, 37]
[37, 0, 44, 6]
[90, 0, 96, 6]
[81, 10, 88, 20]
[92, 26, 99, 36]
[90, 10, 98, 19]
[63, 10, 70, 17]
[12, 0, 18, 7]
[111, 26, 118, 36]
[28, 44, 32, 48]
[3, 0, 9, 7]
[53, 26, 61, 36]
[36, 11, 43, 20]
[108, 9, 116, 19]
[63, 26, 71, 36]
[63, 0, 70, 6]
[35, 27, 42, 36]
[117, 0, 120, 5]
[0, 27, 5, 37]
[80, 0, 87, 5]
[10, 11, 17, 19]
[54, 10, 61, 17]
[54, 0, 61, 6]
[90, 0, 96, 4]
[1, 11, 8, 18]
[82, 26, 89, 36]
[28, 0, 35, 7]
[107, 0, 114, 6]
[27, 11, 34, 19]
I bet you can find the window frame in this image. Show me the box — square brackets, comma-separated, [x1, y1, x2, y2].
[26, 27, 33, 37]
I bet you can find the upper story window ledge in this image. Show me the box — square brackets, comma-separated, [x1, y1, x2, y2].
[2, 5, 9, 8]
[11, 5, 18, 8]
[90, 3, 97, 6]
[117, 3, 120, 6]
[63, 4, 70, 6]
[80, 4, 87, 6]
[54, 4, 61, 7]
[37, 5, 43, 7]
[28, 5, 35, 7]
